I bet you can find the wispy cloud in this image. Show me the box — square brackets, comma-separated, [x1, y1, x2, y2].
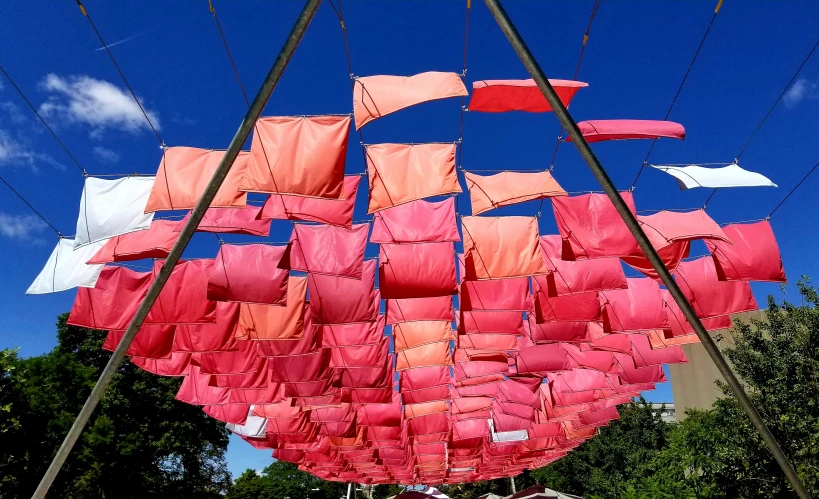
[95, 31, 148, 52]
[783, 77, 819, 108]
[38, 73, 160, 136]
[0, 212, 47, 241]
[0, 129, 62, 170]
[93, 146, 120, 164]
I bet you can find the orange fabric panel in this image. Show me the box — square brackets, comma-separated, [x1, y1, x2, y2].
[235, 277, 308, 340]
[365, 143, 461, 213]
[239, 116, 350, 198]
[464, 170, 567, 215]
[404, 400, 449, 419]
[395, 341, 453, 371]
[353, 72, 468, 129]
[145, 147, 250, 212]
[462, 216, 547, 279]
[393, 321, 455, 351]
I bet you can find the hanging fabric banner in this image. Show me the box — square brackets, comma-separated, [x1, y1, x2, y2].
[88, 220, 180, 264]
[379, 242, 458, 299]
[705, 220, 787, 282]
[307, 260, 379, 325]
[234, 277, 308, 340]
[552, 191, 641, 260]
[463, 170, 567, 215]
[650, 163, 777, 190]
[258, 175, 360, 228]
[174, 205, 271, 236]
[370, 197, 459, 243]
[27, 238, 105, 294]
[207, 244, 290, 304]
[468, 79, 588, 113]
[567, 120, 686, 143]
[461, 216, 547, 279]
[284, 223, 368, 278]
[74, 176, 155, 247]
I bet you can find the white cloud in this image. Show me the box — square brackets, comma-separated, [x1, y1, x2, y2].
[39, 73, 160, 135]
[0, 212, 47, 240]
[93, 146, 120, 163]
[0, 101, 28, 125]
[783, 77, 818, 108]
[0, 129, 62, 170]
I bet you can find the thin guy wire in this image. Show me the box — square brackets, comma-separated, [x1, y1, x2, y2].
[768, 158, 819, 218]
[632, 0, 722, 188]
[209, 0, 251, 107]
[0, 64, 87, 176]
[0, 174, 62, 236]
[75, 0, 164, 147]
[703, 36, 819, 209]
[454, 0, 471, 218]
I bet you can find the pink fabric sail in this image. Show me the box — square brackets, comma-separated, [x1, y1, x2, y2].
[675, 257, 758, 318]
[329, 338, 388, 368]
[552, 191, 641, 260]
[145, 260, 216, 325]
[533, 285, 600, 323]
[515, 344, 572, 375]
[458, 333, 519, 351]
[637, 210, 730, 247]
[706, 220, 786, 282]
[538, 236, 627, 295]
[353, 72, 468, 129]
[662, 289, 732, 338]
[174, 205, 270, 236]
[459, 310, 524, 335]
[385, 296, 454, 324]
[103, 326, 175, 359]
[379, 242, 457, 299]
[527, 319, 593, 343]
[68, 266, 150, 330]
[370, 197, 459, 243]
[320, 316, 386, 347]
[599, 278, 668, 333]
[568, 120, 685, 143]
[258, 175, 360, 228]
[308, 260, 379, 325]
[175, 364, 230, 405]
[462, 216, 547, 279]
[464, 171, 567, 215]
[395, 341, 453, 371]
[621, 241, 690, 280]
[269, 350, 329, 383]
[460, 271, 530, 311]
[196, 341, 263, 375]
[239, 116, 349, 198]
[145, 147, 250, 212]
[400, 365, 450, 392]
[234, 277, 308, 340]
[207, 244, 289, 304]
[88, 220, 180, 264]
[393, 321, 455, 350]
[365, 143, 461, 213]
[285, 223, 368, 278]
[131, 352, 190, 377]
[469, 79, 588, 113]
[173, 302, 240, 353]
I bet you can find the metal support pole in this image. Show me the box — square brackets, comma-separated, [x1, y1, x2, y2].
[482, 1, 812, 497]
[30, 1, 322, 497]
[510, 476, 516, 494]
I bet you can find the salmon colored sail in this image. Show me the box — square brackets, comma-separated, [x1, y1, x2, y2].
[393, 321, 455, 351]
[568, 119, 685, 143]
[385, 296, 454, 324]
[174, 205, 271, 236]
[464, 170, 567, 215]
[469, 79, 588, 113]
[88, 220, 180, 264]
[705, 220, 786, 283]
[239, 116, 349, 198]
[258, 175, 360, 228]
[207, 244, 289, 305]
[461, 216, 547, 279]
[370, 197, 459, 243]
[353, 72, 468, 129]
[144, 147, 250, 212]
[395, 341, 453, 371]
[235, 277, 308, 340]
[365, 143, 461, 213]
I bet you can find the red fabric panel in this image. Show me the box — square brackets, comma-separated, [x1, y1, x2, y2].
[460, 275, 531, 312]
[706, 220, 786, 282]
[88, 220, 180, 264]
[145, 147, 249, 212]
[269, 350, 329, 383]
[239, 116, 349, 198]
[68, 266, 150, 330]
[251, 402, 301, 419]
[342, 387, 393, 404]
[453, 348, 508, 363]
[400, 365, 450, 391]
[379, 242, 457, 299]
[370, 198, 459, 243]
[328, 338, 388, 368]
[552, 191, 641, 260]
[538, 235, 627, 295]
[131, 352, 190, 376]
[174, 206, 271, 236]
[498, 380, 540, 408]
[621, 240, 690, 280]
[492, 413, 533, 432]
[235, 277, 308, 340]
[208, 244, 289, 304]
[576, 406, 619, 427]
[103, 326, 175, 359]
[451, 396, 494, 416]
[569, 120, 686, 143]
[661, 289, 732, 338]
[637, 210, 730, 247]
[336, 355, 394, 388]
[459, 311, 524, 335]
[258, 176, 360, 228]
[285, 223, 368, 278]
[452, 419, 489, 441]
[534, 285, 600, 323]
[563, 343, 617, 372]
[230, 382, 287, 405]
[462, 216, 547, 279]
[202, 404, 250, 425]
[464, 171, 567, 215]
[385, 296, 453, 324]
[145, 260, 217, 325]
[308, 259, 378, 325]
[253, 312, 318, 357]
[405, 400, 448, 419]
[454, 360, 509, 381]
[516, 345, 571, 375]
[196, 341, 263, 375]
[615, 355, 667, 384]
[469, 79, 587, 113]
[175, 364, 229, 405]
[320, 316, 385, 347]
[547, 369, 609, 392]
[211, 367, 269, 389]
[675, 257, 758, 318]
[457, 334, 518, 351]
[357, 393, 402, 426]
[284, 378, 334, 398]
[526, 318, 593, 343]
[599, 278, 668, 333]
[395, 342, 452, 371]
[627, 334, 687, 367]
[365, 143, 461, 213]
[353, 72, 468, 129]
[407, 413, 449, 436]
[401, 385, 450, 404]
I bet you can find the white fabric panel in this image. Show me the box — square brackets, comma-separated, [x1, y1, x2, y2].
[74, 176, 156, 248]
[488, 419, 528, 443]
[27, 238, 106, 294]
[650, 163, 777, 190]
[226, 412, 267, 438]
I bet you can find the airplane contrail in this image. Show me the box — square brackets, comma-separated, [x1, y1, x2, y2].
[95, 31, 148, 52]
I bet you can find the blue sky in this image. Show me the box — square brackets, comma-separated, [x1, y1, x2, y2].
[2, 0, 819, 479]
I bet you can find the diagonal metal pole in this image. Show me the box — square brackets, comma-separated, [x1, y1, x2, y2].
[483, 1, 812, 497]
[30, 0, 322, 497]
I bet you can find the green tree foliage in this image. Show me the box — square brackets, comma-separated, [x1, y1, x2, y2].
[0, 314, 231, 498]
[225, 461, 347, 499]
[371, 483, 406, 499]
